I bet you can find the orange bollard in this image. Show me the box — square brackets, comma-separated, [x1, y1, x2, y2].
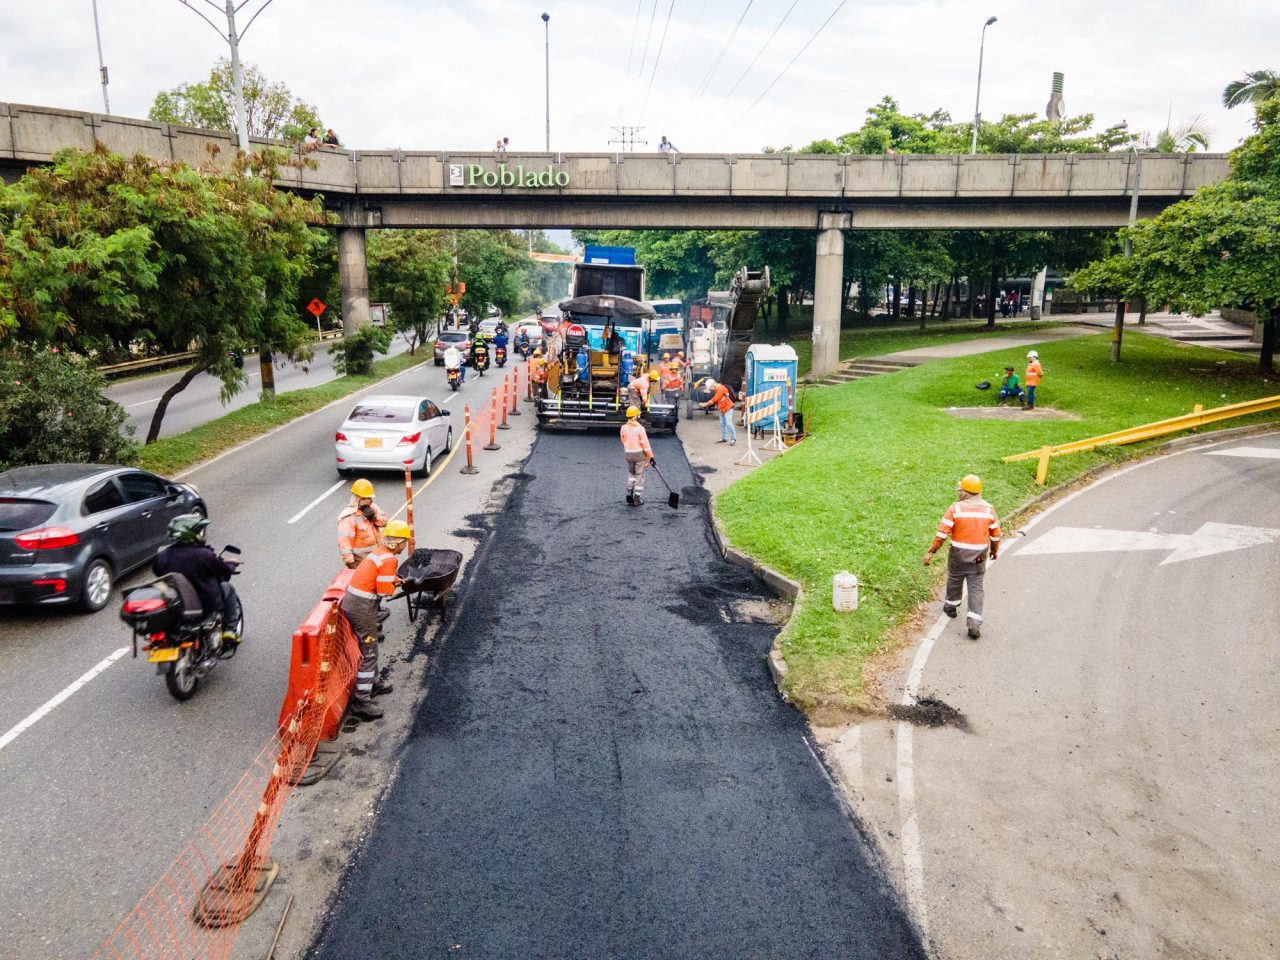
[403, 465, 416, 553]
[483, 389, 501, 450]
[460, 404, 478, 474]
[509, 366, 523, 416]
[498, 376, 512, 430]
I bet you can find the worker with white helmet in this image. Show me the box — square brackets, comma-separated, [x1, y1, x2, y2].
[699, 377, 737, 445]
[1024, 350, 1044, 410]
[924, 474, 1001, 639]
[337, 478, 388, 569]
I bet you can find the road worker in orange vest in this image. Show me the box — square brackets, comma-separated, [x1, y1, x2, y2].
[620, 406, 655, 506]
[699, 377, 737, 445]
[659, 352, 684, 405]
[923, 474, 1001, 639]
[339, 519, 412, 720]
[531, 350, 549, 398]
[337, 478, 388, 569]
[627, 369, 659, 411]
[1023, 350, 1044, 410]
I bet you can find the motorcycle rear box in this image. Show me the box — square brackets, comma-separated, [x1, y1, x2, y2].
[120, 580, 184, 633]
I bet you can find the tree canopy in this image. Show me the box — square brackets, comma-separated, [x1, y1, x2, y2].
[148, 58, 324, 142]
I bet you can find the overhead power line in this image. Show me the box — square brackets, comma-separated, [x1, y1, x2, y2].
[695, 0, 755, 97]
[639, 0, 679, 121]
[720, 0, 800, 103]
[739, 0, 849, 116]
[637, 0, 661, 78]
[625, 0, 644, 77]
[669, 0, 711, 81]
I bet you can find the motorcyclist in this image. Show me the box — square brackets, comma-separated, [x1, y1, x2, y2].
[153, 513, 243, 645]
[516, 329, 531, 357]
[470, 333, 491, 373]
[443, 342, 465, 383]
[337, 478, 388, 568]
[494, 319, 509, 340]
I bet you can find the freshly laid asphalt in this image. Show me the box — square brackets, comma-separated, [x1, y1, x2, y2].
[313, 430, 924, 959]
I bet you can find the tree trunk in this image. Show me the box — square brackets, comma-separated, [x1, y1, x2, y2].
[778, 286, 791, 326]
[145, 362, 208, 444]
[891, 282, 901, 320]
[942, 276, 956, 321]
[857, 276, 871, 318]
[259, 346, 276, 398]
[1260, 303, 1276, 374]
[1137, 295, 1147, 326]
[986, 265, 999, 329]
[967, 278, 977, 318]
[918, 283, 927, 331]
[1111, 299, 1126, 363]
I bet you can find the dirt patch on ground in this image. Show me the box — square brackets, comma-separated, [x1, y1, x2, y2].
[886, 696, 972, 731]
[944, 405, 1081, 421]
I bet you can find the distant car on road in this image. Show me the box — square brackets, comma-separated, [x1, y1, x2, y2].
[0, 464, 206, 612]
[478, 318, 505, 340]
[511, 320, 545, 349]
[334, 395, 454, 478]
[434, 330, 473, 366]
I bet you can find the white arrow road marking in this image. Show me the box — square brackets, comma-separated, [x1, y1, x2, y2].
[1205, 446, 1280, 460]
[1017, 522, 1280, 565]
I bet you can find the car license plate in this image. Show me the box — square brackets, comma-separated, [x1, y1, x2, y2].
[364, 438, 383, 449]
[147, 647, 181, 663]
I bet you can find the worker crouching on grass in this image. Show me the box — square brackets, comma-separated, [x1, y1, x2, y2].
[620, 406, 655, 506]
[923, 474, 1001, 639]
[340, 520, 413, 721]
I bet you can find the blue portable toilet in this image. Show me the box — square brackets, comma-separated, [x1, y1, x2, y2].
[743, 344, 798, 431]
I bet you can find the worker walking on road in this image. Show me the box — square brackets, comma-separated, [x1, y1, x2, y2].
[339, 520, 412, 720]
[700, 377, 737, 445]
[620, 406, 654, 506]
[923, 474, 1001, 639]
[338, 478, 387, 569]
[1023, 350, 1043, 410]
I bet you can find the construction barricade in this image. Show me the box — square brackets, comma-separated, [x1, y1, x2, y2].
[737, 386, 785, 466]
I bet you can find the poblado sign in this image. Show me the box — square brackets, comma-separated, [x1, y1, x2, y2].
[448, 163, 569, 189]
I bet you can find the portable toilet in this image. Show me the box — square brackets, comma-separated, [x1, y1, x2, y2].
[743, 344, 798, 431]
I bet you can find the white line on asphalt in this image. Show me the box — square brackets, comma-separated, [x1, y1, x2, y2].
[0, 647, 130, 755]
[126, 397, 163, 408]
[287, 480, 345, 525]
[891, 427, 1280, 939]
[443, 393, 456, 404]
[1205, 446, 1280, 460]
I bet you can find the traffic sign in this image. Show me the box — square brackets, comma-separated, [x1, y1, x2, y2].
[307, 298, 327, 318]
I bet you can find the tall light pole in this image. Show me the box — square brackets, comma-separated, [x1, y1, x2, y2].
[91, 0, 111, 113]
[970, 15, 997, 154]
[542, 12, 551, 151]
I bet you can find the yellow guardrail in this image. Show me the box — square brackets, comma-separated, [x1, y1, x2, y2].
[1004, 394, 1280, 484]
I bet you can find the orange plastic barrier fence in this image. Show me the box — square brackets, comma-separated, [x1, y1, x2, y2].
[94, 602, 360, 959]
[278, 569, 356, 740]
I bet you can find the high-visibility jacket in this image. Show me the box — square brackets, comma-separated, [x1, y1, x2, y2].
[620, 420, 653, 459]
[627, 376, 651, 402]
[338, 503, 388, 563]
[1025, 359, 1043, 386]
[706, 383, 733, 415]
[531, 362, 548, 385]
[661, 363, 683, 391]
[346, 547, 399, 600]
[929, 496, 1001, 562]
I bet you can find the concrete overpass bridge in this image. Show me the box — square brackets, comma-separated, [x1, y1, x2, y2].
[1, 102, 1229, 375]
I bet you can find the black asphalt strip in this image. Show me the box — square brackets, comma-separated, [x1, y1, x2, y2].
[312, 431, 925, 959]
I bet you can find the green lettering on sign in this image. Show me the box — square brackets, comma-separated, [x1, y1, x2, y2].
[458, 163, 569, 189]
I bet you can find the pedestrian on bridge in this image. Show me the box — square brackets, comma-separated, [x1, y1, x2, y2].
[338, 478, 388, 569]
[923, 474, 1001, 639]
[620, 406, 654, 506]
[339, 520, 413, 720]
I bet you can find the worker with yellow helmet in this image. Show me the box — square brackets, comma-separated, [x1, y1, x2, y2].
[340, 518, 414, 720]
[337, 478, 388, 569]
[627, 368, 660, 412]
[923, 474, 1001, 639]
[620, 405, 655, 506]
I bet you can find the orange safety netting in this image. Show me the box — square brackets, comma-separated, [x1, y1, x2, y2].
[94, 605, 360, 960]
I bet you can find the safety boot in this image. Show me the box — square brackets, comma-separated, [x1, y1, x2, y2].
[967, 624, 981, 640]
[372, 681, 394, 697]
[626, 493, 636, 506]
[350, 701, 384, 721]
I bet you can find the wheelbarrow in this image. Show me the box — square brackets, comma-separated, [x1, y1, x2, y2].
[397, 548, 463, 623]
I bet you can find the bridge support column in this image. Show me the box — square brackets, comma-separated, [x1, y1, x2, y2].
[812, 213, 850, 379]
[338, 226, 370, 335]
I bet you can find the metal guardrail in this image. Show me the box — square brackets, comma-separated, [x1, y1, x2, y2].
[1004, 394, 1280, 484]
[98, 329, 344, 379]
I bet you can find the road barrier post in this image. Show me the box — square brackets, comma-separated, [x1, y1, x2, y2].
[509, 367, 522, 416]
[484, 390, 501, 450]
[460, 404, 479, 474]
[526, 360, 536, 403]
[403, 466, 415, 553]
[498, 377, 511, 430]
[1035, 445, 1051, 486]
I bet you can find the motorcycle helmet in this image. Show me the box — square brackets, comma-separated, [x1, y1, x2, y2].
[168, 513, 210, 544]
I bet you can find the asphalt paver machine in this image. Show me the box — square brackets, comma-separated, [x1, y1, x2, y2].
[536, 294, 679, 433]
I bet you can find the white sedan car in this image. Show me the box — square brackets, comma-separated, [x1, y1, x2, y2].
[334, 395, 454, 478]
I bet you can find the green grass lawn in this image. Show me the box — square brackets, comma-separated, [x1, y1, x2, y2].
[715, 332, 1278, 717]
[136, 351, 427, 476]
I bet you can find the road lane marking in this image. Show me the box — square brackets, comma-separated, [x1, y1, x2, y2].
[443, 393, 457, 404]
[0, 647, 130, 755]
[1017, 522, 1280, 564]
[126, 397, 163, 408]
[287, 480, 345, 525]
[387, 439, 464, 523]
[1205, 446, 1280, 460]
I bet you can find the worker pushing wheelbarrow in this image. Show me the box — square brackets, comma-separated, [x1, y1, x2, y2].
[397, 548, 464, 623]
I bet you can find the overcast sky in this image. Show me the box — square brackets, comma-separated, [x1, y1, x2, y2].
[2, 1, 1276, 155]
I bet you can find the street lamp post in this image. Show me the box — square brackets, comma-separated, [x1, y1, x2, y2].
[970, 15, 997, 154]
[542, 12, 551, 151]
[91, 0, 111, 113]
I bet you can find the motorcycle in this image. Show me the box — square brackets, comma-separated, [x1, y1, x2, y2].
[472, 351, 490, 377]
[228, 348, 244, 369]
[119, 546, 243, 702]
[446, 366, 462, 391]
[495, 344, 508, 368]
[516, 339, 531, 359]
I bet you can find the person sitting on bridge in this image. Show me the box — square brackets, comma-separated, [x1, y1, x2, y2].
[996, 366, 1022, 404]
[323, 128, 340, 147]
[659, 136, 679, 154]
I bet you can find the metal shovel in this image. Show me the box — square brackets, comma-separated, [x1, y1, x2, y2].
[649, 461, 680, 509]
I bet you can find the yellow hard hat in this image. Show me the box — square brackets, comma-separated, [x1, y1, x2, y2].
[384, 520, 413, 540]
[648, 370, 659, 380]
[626, 405, 641, 418]
[959, 474, 982, 494]
[662, 352, 671, 360]
[351, 478, 374, 498]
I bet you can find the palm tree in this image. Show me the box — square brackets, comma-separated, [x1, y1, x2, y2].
[1147, 116, 1211, 153]
[1222, 69, 1280, 109]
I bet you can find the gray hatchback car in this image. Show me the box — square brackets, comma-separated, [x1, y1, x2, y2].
[0, 464, 205, 612]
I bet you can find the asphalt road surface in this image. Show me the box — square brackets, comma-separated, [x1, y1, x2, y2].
[104, 336, 413, 439]
[903, 431, 1280, 958]
[0, 355, 524, 959]
[313, 431, 924, 959]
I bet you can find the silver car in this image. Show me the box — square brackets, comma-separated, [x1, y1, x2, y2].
[334, 395, 454, 478]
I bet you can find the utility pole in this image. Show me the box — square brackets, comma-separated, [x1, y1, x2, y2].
[91, 0, 110, 113]
[970, 16, 997, 154]
[542, 13, 551, 151]
[1113, 152, 1143, 362]
[608, 125, 647, 151]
